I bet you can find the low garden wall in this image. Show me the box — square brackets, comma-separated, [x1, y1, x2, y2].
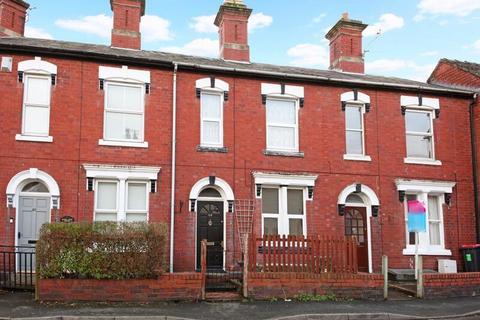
[37, 273, 203, 302]
[246, 272, 384, 300]
[423, 272, 480, 299]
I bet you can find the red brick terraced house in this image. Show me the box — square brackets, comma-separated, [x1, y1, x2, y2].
[0, 0, 478, 275]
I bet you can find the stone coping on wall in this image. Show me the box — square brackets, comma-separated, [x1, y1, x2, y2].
[423, 272, 480, 299]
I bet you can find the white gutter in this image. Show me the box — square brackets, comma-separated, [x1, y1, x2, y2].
[173, 62, 474, 96]
[169, 63, 178, 273]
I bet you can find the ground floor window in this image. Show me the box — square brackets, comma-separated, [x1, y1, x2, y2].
[262, 187, 305, 236]
[95, 180, 148, 222]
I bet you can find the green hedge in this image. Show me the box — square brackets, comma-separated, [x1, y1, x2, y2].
[36, 222, 167, 280]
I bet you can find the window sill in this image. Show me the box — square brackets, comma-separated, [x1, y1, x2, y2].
[343, 154, 372, 162]
[15, 134, 53, 143]
[404, 158, 442, 166]
[264, 150, 304, 158]
[403, 247, 452, 256]
[98, 139, 149, 148]
[197, 145, 228, 153]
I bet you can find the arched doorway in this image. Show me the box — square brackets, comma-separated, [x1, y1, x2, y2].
[338, 184, 379, 273]
[6, 168, 60, 247]
[189, 177, 234, 271]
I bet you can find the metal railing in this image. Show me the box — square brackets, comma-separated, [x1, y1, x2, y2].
[0, 245, 36, 291]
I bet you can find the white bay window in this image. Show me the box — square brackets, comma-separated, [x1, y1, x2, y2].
[396, 179, 454, 256]
[84, 164, 160, 223]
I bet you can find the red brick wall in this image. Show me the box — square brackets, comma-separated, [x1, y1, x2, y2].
[0, 0, 28, 37]
[0, 52, 476, 274]
[111, 0, 142, 49]
[424, 272, 480, 299]
[38, 273, 203, 302]
[247, 272, 384, 300]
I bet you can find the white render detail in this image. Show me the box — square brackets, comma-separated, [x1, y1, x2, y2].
[341, 91, 370, 104]
[189, 177, 235, 201]
[6, 168, 60, 208]
[261, 83, 304, 98]
[18, 57, 57, 75]
[253, 172, 318, 188]
[196, 78, 229, 92]
[83, 164, 160, 181]
[401, 95, 440, 110]
[98, 65, 150, 83]
[98, 139, 148, 148]
[15, 134, 53, 143]
[395, 179, 455, 194]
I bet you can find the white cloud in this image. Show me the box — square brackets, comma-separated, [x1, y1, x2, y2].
[366, 59, 435, 81]
[421, 50, 439, 56]
[287, 43, 329, 68]
[55, 14, 172, 42]
[312, 13, 327, 24]
[415, 0, 480, 20]
[161, 38, 218, 57]
[24, 26, 53, 40]
[55, 14, 112, 38]
[190, 15, 217, 33]
[141, 15, 173, 42]
[189, 12, 272, 33]
[363, 13, 405, 37]
[249, 13, 273, 31]
[474, 39, 480, 52]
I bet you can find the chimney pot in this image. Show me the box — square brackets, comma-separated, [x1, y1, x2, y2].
[110, 0, 145, 50]
[0, 0, 29, 37]
[325, 14, 368, 73]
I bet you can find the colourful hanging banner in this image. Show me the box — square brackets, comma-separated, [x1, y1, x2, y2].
[407, 200, 426, 233]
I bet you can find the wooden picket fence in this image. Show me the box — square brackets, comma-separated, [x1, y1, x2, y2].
[247, 235, 358, 274]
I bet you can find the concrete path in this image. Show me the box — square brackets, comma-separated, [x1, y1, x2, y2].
[0, 292, 479, 320]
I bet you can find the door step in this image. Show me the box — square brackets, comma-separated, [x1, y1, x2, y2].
[205, 291, 243, 302]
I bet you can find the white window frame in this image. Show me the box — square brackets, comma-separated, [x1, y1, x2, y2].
[261, 186, 307, 237]
[265, 96, 300, 153]
[396, 179, 454, 256]
[84, 164, 160, 222]
[94, 180, 119, 221]
[401, 95, 441, 166]
[404, 108, 440, 165]
[125, 181, 149, 222]
[16, 57, 57, 143]
[344, 102, 366, 158]
[98, 66, 150, 148]
[200, 90, 224, 148]
[101, 81, 146, 146]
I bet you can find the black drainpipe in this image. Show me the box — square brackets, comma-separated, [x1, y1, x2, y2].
[469, 93, 480, 243]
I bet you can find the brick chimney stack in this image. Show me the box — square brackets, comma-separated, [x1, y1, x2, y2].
[214, 0, 252, 62]
[110, 0, 145, 50]
[0, 0, 29, 37]
[325, 12, 368, 74]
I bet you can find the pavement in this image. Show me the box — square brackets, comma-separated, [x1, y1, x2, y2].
[0, 291, 479, 320]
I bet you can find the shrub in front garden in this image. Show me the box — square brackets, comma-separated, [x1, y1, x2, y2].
[36, 222, 167, 280]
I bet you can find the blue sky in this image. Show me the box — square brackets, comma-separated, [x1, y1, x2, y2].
[23, 0, 480, 81]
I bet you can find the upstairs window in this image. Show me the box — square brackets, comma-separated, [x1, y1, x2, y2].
[104, 82, 144, 142]
[261, 83, 304, 154]
[196, 77, 229, 150]
[201, 92, 223, 147]
[405, 110, 434, 159]
[401, 96, 441, 165]
[266, 98, 298, 152]
[98, 66, 150, 148]
[341, 91, 371, 161]
[16, 57, 57, 143]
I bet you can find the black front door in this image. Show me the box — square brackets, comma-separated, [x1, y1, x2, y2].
[197, 201, 224, 270]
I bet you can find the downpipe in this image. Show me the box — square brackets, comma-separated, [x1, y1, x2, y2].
[469, 93, 480, 243]
[170, 63, 178, 273]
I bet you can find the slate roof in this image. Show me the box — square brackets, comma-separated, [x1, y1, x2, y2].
[0, 37, 474, 96]
[442, 59, 480, 78]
